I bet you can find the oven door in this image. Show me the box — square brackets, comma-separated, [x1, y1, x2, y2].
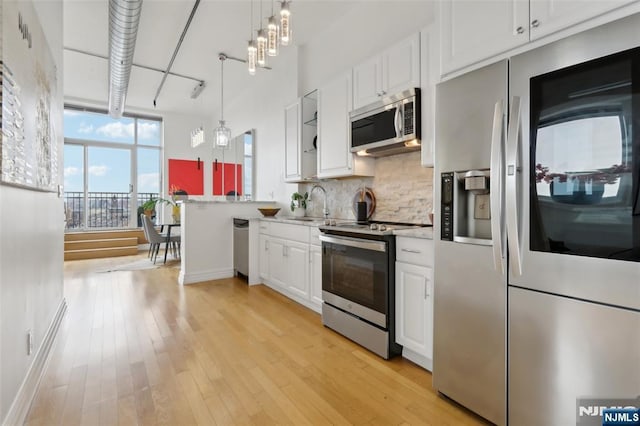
[320, 234, 389, 328]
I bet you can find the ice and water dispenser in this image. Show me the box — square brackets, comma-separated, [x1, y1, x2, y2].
[441, 170, 492, 244]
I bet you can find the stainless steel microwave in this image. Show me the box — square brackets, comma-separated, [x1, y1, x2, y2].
[349, 88, 421, 157]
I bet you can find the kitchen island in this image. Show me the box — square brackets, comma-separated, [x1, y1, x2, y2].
[178, 200, 274, 285]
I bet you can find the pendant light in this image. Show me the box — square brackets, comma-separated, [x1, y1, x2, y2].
[214, 54, 231, 148]
[247, 1, 257, 74]
[267, 0, 278, 57]
[280, 0, 291, 46]
[257, 0, 267, 67]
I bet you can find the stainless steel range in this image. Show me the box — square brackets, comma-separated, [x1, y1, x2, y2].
[318, 221, 427, 359]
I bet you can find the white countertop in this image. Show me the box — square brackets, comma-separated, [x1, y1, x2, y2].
[259, 216, 329, 226]
[393, 227, 434, 240]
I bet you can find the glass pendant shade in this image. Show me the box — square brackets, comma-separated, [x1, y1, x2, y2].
[214, 120, 231, 148]
[257, 29, 267, 66]
[280, 1, 290, 46]
[267, 16, 278, 56]
[247, 40, 257, 75]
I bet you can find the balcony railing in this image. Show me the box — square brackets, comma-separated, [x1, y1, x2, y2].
[64, 192, 158, 230]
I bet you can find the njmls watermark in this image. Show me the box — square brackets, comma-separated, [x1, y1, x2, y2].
[577, 397, 640, 426]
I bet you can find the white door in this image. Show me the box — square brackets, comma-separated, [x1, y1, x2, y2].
[440, 0, 529, 75]
[268, 238, 287, 289]
[383, 33, 420, 96]
[529, 0, 638, 40]
[353, 56, 381, 110]
[284, 100, 301, 181]
[395, 262, 433, 358]
[285, 241, 309, 299]
[258, 234, 270, 280]
[317, 72, 353, 178]
[309, 245, 323, 309]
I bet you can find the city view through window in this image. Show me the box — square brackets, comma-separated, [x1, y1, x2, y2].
[63, 108, 162, 230]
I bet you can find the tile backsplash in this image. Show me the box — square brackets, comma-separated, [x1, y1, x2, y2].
[300, 151, 433, 224]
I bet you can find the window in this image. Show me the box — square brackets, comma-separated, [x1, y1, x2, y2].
[63, 107, 162, 230]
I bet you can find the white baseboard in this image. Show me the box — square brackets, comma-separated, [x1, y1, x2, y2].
[2, 298, 67, 426]
[179, 268, 235, 285]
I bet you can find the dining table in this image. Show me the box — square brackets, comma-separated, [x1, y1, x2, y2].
[157, 221, 180, 264]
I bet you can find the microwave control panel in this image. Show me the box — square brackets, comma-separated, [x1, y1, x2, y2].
[441, 172, 454, 241]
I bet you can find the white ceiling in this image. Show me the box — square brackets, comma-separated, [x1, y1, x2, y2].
[63, 0, 365, 117]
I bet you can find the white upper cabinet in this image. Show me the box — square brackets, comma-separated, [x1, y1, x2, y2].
[529, 0, 638, 40]
[284, 100, 302, 181]
[353, 33, 421, 110]
[284, 91, 318, 182]
[317, 71, 374, 179]
[441, 0, 529, 75]
[441, 0, 640, 75]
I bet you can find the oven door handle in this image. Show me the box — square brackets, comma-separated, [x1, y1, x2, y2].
[319, 234, 387, 252]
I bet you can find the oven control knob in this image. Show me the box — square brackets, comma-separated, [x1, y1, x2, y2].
[369, 224, 378, 230]
[379, 224, 387, 231]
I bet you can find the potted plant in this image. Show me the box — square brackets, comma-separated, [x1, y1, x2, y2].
[141, 197, 176, 219]
[290, 192, 308, 217]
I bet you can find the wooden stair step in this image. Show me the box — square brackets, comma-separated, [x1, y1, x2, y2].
[65, 229, 146, 243]
[64, 237, 139, 251]
[64, 246, 139, 261]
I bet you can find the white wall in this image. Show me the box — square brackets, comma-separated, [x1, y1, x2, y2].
[0, 0, 64, 422]
[224, 47, 300, 210]
[299, 1, 437, 95]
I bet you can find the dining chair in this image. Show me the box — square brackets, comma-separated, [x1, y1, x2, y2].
[141, 214, 180, 264]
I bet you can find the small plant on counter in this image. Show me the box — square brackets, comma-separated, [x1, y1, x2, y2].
[290, 192, 309, 211]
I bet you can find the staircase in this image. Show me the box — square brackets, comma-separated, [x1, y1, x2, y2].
[64, 229, 146, 261]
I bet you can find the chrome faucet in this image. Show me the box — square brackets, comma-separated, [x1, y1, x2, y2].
[310, 184, 329, 219]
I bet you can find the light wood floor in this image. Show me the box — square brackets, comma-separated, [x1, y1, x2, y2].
[26, 254, 486, 425]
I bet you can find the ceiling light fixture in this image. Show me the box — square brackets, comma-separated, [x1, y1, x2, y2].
[280, 0, 291, 46]
[267, 0, 278, 57]
[214, 54, 231, 148]
[247, 1, 257, 75]
[256, 0, 267, 67]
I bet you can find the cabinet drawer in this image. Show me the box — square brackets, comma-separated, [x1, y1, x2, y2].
[309, 226, 321, 246]
[270, 222, 310, 244]
[396, 237, 433, 266]
[258, 221, 271, 235]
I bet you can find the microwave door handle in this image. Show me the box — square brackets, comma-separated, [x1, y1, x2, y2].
[394, 106, 402, 140]
[490, 99, 504, 274]
[506, 96, 522, 277]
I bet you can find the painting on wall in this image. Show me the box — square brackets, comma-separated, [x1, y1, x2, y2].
[168, 159, 204, 196]
[0, 0, 59, 192]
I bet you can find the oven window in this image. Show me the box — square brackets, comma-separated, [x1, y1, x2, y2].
[530, 47, 640, 261]
[322, 243, 388, 314]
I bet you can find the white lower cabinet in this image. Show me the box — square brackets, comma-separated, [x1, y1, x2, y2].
[259, 221, 321, 313]
[309, 244, 323, 309]
[395, 236, 434, 371]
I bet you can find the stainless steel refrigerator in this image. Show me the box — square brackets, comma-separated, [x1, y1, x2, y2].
[433, 13, 640, 426]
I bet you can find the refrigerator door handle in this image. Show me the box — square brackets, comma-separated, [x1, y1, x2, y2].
[506, 96, 523, 276]
[490, 100, 504, 273]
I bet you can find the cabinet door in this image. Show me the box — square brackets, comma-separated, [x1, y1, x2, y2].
[309, 245, 323, 308]
[259, 234, 270, 280]
[440, 0, 529, 75]
[285, 241, 309, 299]
[395, 262, 433, 358]
[353, 56, 382, 110]
[529, 0, 637, 40]
[317, 72, 353, 178]
[284, 100, 302, 182]
[383, 33, 420, 97]
[268, 238, 287, 289]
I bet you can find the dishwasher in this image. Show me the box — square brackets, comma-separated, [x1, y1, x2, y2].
[233, 218, 249, 277]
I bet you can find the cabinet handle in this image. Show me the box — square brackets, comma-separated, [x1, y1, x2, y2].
[265, 241, 269, 251]
[283, 246, 286, 257]
[424, 282, 427, 299]
[516, 26, 524, 34]
[381, 90, 387, 96]
[531, 19, 540, 28]
[401, 248, 421, 254]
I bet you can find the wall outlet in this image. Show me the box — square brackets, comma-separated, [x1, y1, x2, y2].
[27, 330, 33, 356]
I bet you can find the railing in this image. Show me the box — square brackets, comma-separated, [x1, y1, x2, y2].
[64, 192, 158, 230]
